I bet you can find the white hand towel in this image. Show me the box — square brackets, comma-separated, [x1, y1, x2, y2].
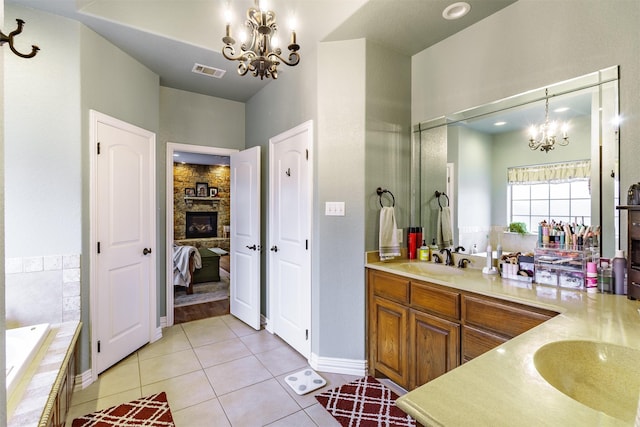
[437, 206, 453, 250]
[379, 207, 401, 261]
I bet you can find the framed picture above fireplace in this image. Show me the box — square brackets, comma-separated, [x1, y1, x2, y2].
[195, 182, 208, 197]
[209, 187, 218, 197]
[184, 188, 195, 197]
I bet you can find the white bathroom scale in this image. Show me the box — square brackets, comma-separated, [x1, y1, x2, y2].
[284, 369, 326, 395]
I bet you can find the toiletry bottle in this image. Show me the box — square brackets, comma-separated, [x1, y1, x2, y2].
[408, 227, 417, 260]
[418, 240, 429, 261]
[470, 244, 478, 254]
[429, 238, 438, 262]
[613, 250, 627, 295]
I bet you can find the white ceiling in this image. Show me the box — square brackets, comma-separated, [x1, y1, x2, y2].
[6, 0, 517, 102]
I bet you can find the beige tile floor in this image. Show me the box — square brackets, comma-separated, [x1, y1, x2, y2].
[65, 315, 362, 426]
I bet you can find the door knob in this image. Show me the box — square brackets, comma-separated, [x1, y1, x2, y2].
[143, 248, 152, 255]
[246, 244, 257, 250]
[270, 245, 278, 252]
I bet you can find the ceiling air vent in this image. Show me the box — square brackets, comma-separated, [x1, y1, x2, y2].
[192, 63, 226, 79]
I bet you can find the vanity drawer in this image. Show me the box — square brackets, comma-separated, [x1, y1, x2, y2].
[630, 211, 640, 239]
[411, 281, 460, 320]
[462, 325, 507, 362]
[462, 295, 554, 338]
[368, 270, 410, 304]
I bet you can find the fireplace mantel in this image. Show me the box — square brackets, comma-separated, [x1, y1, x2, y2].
[184, 197, 220, 209]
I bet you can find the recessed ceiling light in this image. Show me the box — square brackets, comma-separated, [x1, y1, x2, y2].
[173, 153, 180, 157]
[494, 121, 507, 126]
[443, 2, 471, 20]
[554, 107, 570, 113]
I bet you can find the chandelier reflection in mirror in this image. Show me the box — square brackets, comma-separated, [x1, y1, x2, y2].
[222, 0, 300, 80]
[528, 89, 570, 152]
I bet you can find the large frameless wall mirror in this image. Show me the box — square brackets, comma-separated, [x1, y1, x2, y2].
[413, 66, 619, 258]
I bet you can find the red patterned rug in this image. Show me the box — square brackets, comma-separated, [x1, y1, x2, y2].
[315, 376, 416, 427]
[72, 392, 175, 427]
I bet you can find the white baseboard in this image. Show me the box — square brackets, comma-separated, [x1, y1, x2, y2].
[160, 316, 167, 329]
[309, 353, 367, 377]
[152, 325, 163, 343]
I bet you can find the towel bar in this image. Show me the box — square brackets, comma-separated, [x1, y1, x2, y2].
[376, 187, 395, 208]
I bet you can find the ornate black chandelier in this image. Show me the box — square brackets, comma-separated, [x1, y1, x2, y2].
[222, 0, 300, 80]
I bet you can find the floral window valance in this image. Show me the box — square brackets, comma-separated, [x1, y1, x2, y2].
[507, 160, 591, 184]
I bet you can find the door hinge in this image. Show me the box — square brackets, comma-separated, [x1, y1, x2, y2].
[305, 329, 309, 340]
[305, 239, 309, 250]
[306, 149, 309, 160]
[97, 242, 101, 254]
[97, 340, 101, 353]
[97, 142, 101, 155]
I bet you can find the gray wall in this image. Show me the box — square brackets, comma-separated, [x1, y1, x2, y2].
[317, 39, 367, 360]
[456, 126, 492, 231]
[412, 0, 640, 251]
[315, 38, 411, 360]
[4, 4, 161, 373]
[4, 6, 81, 257]
[365, 40, 411, 250]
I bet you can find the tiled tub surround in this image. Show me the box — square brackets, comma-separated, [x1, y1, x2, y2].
[5, 254, 81, 328]
[8, 321, 81, 427]
[366, 259, 640, 426]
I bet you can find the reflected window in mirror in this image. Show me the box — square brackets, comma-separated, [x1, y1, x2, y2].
[508, 160, 592, 233]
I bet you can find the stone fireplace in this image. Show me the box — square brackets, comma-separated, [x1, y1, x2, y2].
[185, 211, 218, 239]
[174, 162, 230, 251]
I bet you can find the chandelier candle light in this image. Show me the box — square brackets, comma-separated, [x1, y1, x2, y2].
[222, 0, 300, 79]
[528, 89, 570, 152]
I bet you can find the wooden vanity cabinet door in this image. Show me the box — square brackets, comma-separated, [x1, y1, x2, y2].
[409, 310, 460, 390]
[370, 296, 410, 388]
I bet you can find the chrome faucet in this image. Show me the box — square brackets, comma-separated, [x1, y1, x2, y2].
[440, 248, 454, 266]
[458, 258, 472, 268]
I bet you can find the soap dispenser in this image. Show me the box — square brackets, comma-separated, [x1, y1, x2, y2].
[418, 240, 430, 261]
[429, 238, 439, 262]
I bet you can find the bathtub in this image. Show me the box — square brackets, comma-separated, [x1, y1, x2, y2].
[5, 323, 50, 399]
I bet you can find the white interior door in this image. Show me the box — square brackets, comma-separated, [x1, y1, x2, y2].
[269, 121, 312, 358]
[90, 111, 156, 375]
[230, 146, 261, 330]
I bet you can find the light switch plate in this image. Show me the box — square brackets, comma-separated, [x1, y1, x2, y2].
[325, 201, 345, 216]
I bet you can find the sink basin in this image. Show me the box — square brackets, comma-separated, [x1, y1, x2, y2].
[399, 262, 464, 277]
[534, 340, 640, 422]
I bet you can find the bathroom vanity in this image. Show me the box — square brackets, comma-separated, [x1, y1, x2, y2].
[367, 268, 556, 390]
[365, 258, 640, 426]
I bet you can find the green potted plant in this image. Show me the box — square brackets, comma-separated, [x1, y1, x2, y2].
[508, 222, 528, 236]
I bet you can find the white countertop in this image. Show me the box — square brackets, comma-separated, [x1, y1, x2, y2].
[365, 259, 640, 426]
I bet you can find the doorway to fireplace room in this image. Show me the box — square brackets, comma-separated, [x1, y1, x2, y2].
[166, 143, 238, 326]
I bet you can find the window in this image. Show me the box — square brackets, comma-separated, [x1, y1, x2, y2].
[507, 161, 591, 233]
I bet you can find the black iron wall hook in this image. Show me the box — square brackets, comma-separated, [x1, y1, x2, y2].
[1, 19, 40, 59]
[376, 187, 395, 208]
[435, 191, 449, 210]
